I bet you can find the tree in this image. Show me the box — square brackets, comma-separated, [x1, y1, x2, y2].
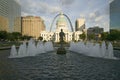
[21, 35, 33, 40]
[11, 32, 22, 41]
[38, 36, 43, 41]
[0, 31, 8, 41]
[7, 33, 16, 41]
[101, 32, 109, 41]
[107, 29, 120, 41]
[87, 34, 95, 41]
[79, 32, 86, 41]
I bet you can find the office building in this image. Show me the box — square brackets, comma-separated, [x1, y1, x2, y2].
[75, 18, 85, 31]
[22, 16, 45, 39]
[110, 0, 120, 30]
[87, 26, 103, 34]
[0, 0, 21, 32]
[87, 26, 104, 40]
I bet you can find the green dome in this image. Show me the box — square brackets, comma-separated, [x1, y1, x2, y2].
[56, 14, 67, 24]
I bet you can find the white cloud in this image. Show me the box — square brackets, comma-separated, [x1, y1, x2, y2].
[108, 0, 114, 3]
[95, 16, 104, 22]
[42, 16, 52, 23]
[38, 2, 61, 14]
[21, 12, 36, 16]
[80, 14, 85, 18]
[15, 0, 21, 5]
[89, 13, 96, 18]
[41, 16, 54, 31]
[103, 22, 109, 32]
[61, 0, 76, 6]
[20, 0, 61, 16]
[83, 7, 109, 31]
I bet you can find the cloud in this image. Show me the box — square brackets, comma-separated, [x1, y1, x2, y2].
[37, 2, 61, 14]
[61, 0, 76, 6]
[83, 6, 109, 31]
[19, 0, 61, 16]
[87, 11, 99, 23]
[15, 0, 21, 4]
[80, 14, 85, 18]
[89, 12, 96, 18]
[42, 16, 52, 23]
[103, 22, 109, 31]
[108, 0, 114, 3]
[95, 16, 104, 22]
[41, 16, 52, 31]
[21, 12, 33, 16]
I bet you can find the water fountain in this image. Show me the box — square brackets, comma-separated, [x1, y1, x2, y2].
[9, 39, 55, 58]
[69, 41, 117, 59]
[9, 39, 117, 60]
[9, 45, 17, 58]
[36, 41, 46, 54]
[44, 42, 54, 52]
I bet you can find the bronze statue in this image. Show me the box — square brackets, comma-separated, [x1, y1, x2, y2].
[59, 29, 65, 42]
[57, 29, 66, 54]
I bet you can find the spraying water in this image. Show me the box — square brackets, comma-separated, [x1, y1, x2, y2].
[69, 41, 117, 60]
[9, 39, 54, 58]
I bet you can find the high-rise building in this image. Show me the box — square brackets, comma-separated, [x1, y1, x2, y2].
[0, 16, 9, 32]
[22, 16, 45, 39]
[87, 26, 104, 35]
[87, 26, 104, 40]
[0, 0, 21, 32]
[75, 18, 85, 31]
[110, 0, 120, 30]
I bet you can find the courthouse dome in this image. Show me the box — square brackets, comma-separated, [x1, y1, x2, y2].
[56, 13, 67, 24]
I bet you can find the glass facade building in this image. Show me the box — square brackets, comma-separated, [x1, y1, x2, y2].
[110, 0, 120, 30]
[0, 0, 21, 32]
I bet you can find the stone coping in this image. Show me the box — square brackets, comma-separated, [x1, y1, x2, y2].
[0, 46, 19, 50]
[0, 46, 120, 50]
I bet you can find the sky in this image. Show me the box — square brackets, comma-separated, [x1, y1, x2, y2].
[15, 0, 114, 32]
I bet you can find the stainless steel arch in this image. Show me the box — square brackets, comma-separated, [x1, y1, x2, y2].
[50, 14, 60, 32]
[63, 14, 74, 32]
[50, 13, 74, 32]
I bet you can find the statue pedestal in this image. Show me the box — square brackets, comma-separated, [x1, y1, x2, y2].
[57, 47, 66, 54]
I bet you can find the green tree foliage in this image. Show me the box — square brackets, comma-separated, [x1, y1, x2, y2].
[107, 29, 120, 41]
[0, 31, 8, 41]
[12, 32, 22, 41]
[79, 32, 86, 41]
[21, 35, 33, 40]
[0, 31, 35, 41]
[87, 34, 95, 40]
[101, 29, 120, 41]
[101, 32, 109, 40]
[7, 33, 14, 41]
[38, 36, 43, 41]
[6, 32, 22, 41]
